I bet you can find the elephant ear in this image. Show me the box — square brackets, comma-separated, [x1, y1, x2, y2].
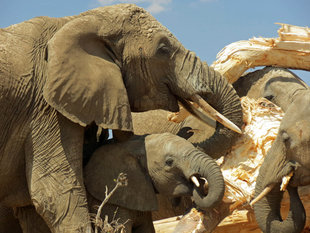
[44, 15, 133, 131]
[84, 141, 158, 212]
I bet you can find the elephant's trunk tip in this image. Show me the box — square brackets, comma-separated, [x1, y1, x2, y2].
[191, 94, 242, 134]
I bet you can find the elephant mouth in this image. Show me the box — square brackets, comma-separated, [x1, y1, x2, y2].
[171, 175, 208, 197]
[177, 94, 242, 134]
[250, 170, 296, 207]
[251, 160, 301, 207]
[190, 174, 208, 196]
[190, 94, 242, 134]
[132, 82, 242, 134]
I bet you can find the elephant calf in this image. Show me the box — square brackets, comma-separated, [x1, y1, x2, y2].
[3, 133, 224, 233]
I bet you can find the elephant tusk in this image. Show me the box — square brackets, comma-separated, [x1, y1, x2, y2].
[181, 100, 216, 128]
[280, 171, 294, 191]
[191, 94, 242, 134]
[191, 176, 200, 187]
[250, 183, 275, 207]
[201, 177, 209, 193]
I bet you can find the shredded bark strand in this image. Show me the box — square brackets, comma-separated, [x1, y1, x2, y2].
[211, 23, 310, 83]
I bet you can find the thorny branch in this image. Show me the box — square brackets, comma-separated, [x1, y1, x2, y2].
[94, 173, 128, 233]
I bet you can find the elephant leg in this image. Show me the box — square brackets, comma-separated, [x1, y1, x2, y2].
[133, 212, 155, 233]
[0, 205, 22, 233]
[15, 206, 51, 233]
[25, 111, 91, 233]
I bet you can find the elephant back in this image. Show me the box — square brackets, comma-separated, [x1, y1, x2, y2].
[234, 67, 308, 100]
[132, 110, 215, 143]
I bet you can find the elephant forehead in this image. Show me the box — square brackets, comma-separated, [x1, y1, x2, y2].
[286, 122, 310, 167]
[147, 133, 191, 149]
[296, 121, 310, 136]
[286, 120, 310, 141]
[93, 4, 174, 41]
[124, 5, 173, 40]
[162, 134, 194, 153]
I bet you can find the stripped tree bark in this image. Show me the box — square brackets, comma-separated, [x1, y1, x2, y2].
[211, 23, 310, 83]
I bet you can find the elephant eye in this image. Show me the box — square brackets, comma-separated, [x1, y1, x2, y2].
[156, 42, 171, 56]
[264, 95, 274, 101]
[281, 131, 291, 147]
[165, 157, 174, 167]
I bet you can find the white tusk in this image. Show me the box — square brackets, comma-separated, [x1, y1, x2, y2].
[191, 94, 242, 134]
[250, 183, 275, 207]
[183, 100, 216, 128]
[280, 171, 294, 191]
[191, 176, 200, 187]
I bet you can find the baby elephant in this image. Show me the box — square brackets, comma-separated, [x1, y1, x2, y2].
[2, 133, 224, 233]
[85, 132, 224, 232]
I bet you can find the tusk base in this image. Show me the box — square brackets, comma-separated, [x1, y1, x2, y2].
[191, 94, 242, 134]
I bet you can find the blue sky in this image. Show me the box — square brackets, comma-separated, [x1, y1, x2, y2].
[1, 0, 310, 83]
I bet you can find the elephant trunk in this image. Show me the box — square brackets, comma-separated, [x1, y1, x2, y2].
[185, 150, 225, 209]
[253, 169, 306, 233]
[193, 64, 243, 159]
[171, 51, 243, 142]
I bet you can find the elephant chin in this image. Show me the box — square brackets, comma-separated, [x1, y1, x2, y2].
[172, 183, 194, 197]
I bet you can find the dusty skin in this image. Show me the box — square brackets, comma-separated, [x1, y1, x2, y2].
[0, 3, 242, 232]
[0, 133, 225, 233]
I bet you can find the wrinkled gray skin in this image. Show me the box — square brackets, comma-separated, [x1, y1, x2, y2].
[234, 67, 309, 233]
[86, 133, 224, 232]
[0, 4, 242, 232]
[0, 133, 224, 233]
[127, 61, 243, 219]
[132, 62, 243, 160]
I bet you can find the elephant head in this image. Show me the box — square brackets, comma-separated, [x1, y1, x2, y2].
[247, 68, 310, 233]
[44, 4, 241, 134]
[84, 133, 225, 212]
[131, 60, 243, 159]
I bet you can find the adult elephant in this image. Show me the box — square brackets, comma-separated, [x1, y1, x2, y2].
[1, 133, 224, 233]
[234, 67, 309, 233]
[0, 3, 242, 232]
